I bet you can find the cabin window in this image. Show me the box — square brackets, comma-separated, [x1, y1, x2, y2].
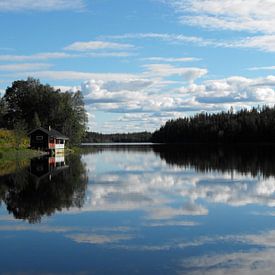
[49, 137, 54, 143]
[56, 139, 64, 144]
[36, 136, 43, 141]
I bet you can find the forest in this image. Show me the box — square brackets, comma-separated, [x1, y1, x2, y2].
[152, 106, 275, 143]
[0, 78, 87, 145]
[83, 131, 152, 143]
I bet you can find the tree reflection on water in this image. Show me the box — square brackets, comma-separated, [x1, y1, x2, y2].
[153, 144, 275, 177]
[0, 154, 88, 223]
[1, 144, 275, 223]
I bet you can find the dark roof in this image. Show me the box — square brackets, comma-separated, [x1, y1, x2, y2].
[28, 127, 69, 140]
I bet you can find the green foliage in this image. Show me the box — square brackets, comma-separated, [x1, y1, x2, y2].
[32, 112, 41, 128]
[0, 128, 29, 149]
[0, 78, 88, 145]
[152, 106, 275, 143]
[14, 120, 27, 149]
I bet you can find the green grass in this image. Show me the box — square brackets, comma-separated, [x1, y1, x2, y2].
[0, 128, 44, 162]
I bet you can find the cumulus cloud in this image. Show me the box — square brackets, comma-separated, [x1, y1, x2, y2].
[81, 79, 152, 105]
[76, 152, 275, 221]
[180, 75, 275, 105]
[54, 85, 80, 93]
[81, 72, 275, 131]
[65, 64, 275, 132]
[0, 0, 86, 12]
[143, 64, 207, 83]
[79, 74, 206, 120]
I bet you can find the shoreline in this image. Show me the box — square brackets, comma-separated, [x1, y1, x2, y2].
[0, 148, 47, 161]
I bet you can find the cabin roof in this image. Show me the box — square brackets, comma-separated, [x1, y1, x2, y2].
[28, 127, 69, 140]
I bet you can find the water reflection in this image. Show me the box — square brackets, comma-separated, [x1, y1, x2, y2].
[80, 145, 275, 215]
[1, 145, 275, 274]
[153, 144, 275, 177]
[0, 154, 88, 223]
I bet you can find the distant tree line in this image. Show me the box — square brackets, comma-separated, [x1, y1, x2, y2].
[83, 131, 152, 143]
[0, 78, 87, 145]
[152, 106, 275, 143]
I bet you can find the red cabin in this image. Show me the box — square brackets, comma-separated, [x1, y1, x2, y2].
[28, 127, 69, 153]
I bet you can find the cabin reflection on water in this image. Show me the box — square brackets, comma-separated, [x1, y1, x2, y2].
[29, 153, 68, 182]
[0, 153, 88, 223]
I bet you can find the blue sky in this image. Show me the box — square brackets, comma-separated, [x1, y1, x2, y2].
[1, 0, 275, 132]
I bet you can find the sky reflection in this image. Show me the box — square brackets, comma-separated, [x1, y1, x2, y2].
[1, 145, 275, 274]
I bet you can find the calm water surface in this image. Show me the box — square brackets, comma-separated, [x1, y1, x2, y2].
[1, 144, 275, 274]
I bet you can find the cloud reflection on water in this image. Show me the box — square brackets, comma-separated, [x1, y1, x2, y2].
[2, 145, 275, 274]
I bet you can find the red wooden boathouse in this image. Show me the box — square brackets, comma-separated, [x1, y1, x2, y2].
[28, 126, 69, 153]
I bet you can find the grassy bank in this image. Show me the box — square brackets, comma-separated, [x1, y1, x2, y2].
[0, 129, 44, 161]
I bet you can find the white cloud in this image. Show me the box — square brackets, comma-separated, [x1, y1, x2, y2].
[168, 0, 275, 34]
[104, 32, 216, 47]
[54, 85, 80, 93]
[143, 57, 201, 63]
[86, 52, 134, 58]
[67, 233, 133, 244]
[0, 89, 5, 97]
[7, 60, 275, 132]
[0, 52, 79, 62]
[233, 35, 275, 52]
[78, 150, 275, 219]
[16, 70, 137, 81]
[145, 220, 200, 227]
[180, 75, 275, 105]
[106, 31, 275, 53]
[249, 65, 275, 71]
[72, 66, 275, 131]
[64, 41, 134, 51]
[143, 64, 207, 83]
[182, 247, 275, 275]
[80, 74, 204, 120]
[0, 63, 52, 71]
[147, 203, 208, 220]
[0, 0, 86, 12]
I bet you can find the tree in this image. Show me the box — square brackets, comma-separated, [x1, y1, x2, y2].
[0, 97, 8, 128]
[1, 78, 88, 145]
[151, 105, 275, 144]
[32, 112, 41, 128]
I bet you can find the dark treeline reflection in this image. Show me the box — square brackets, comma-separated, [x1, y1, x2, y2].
[153, 144, 275, 177]
[0, 154, 88, 223]
[81, 144, 275, 177]
[80, 144, 153, 154]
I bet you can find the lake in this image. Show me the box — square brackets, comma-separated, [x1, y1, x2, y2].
[1, 144, 275, 274]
